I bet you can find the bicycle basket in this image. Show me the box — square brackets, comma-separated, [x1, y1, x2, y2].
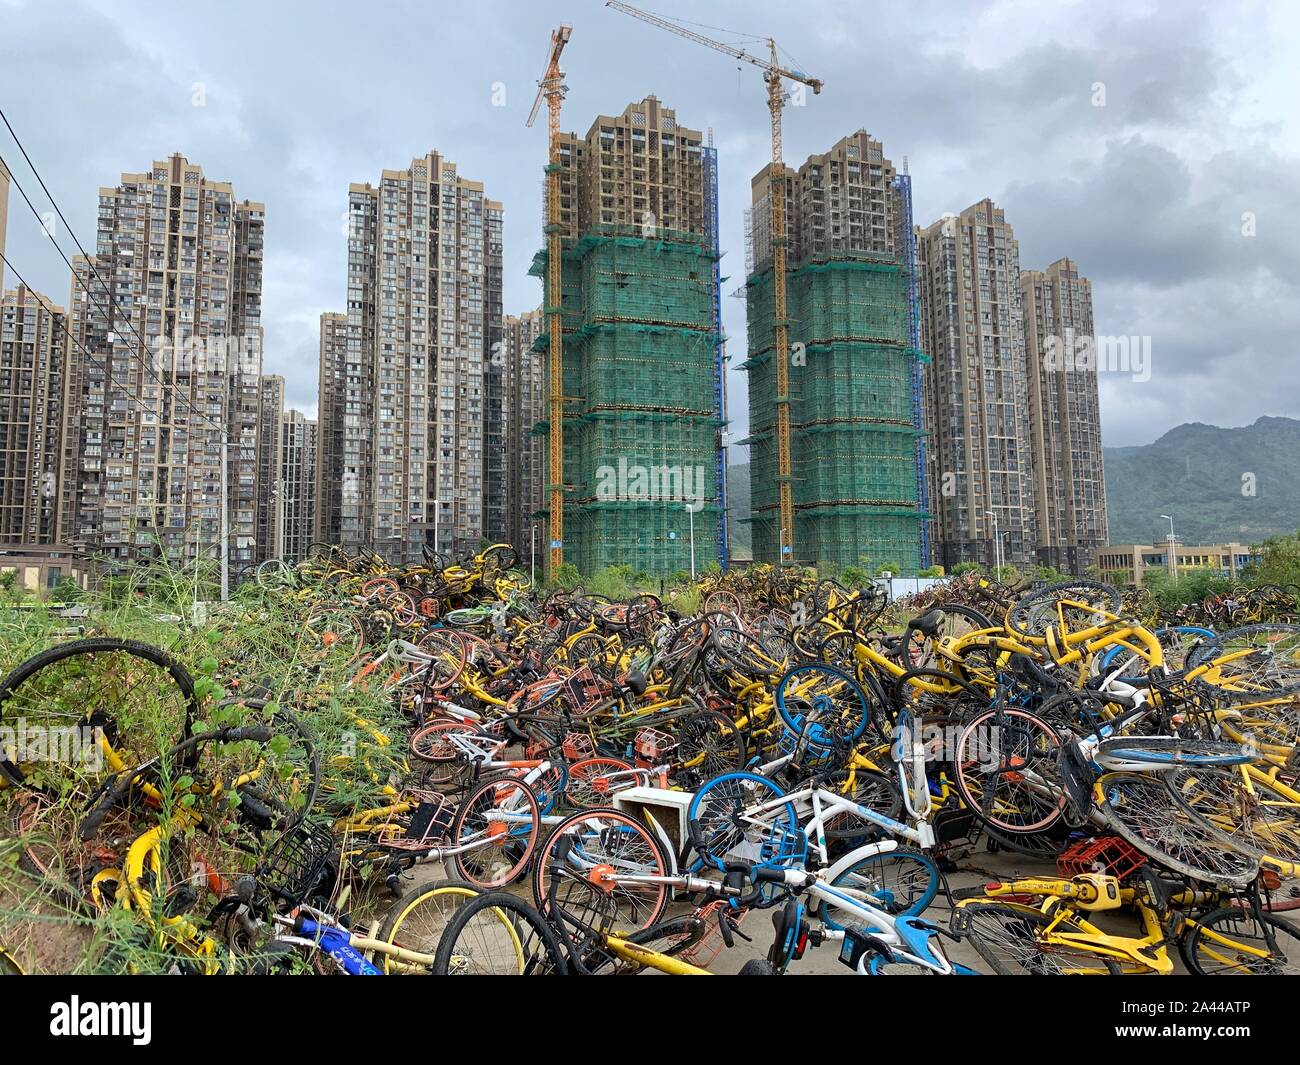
[376, 788, 455, 852]
[258, 821, 339, 907]
[758, 822, 808, 872]
[634, 727, 677, 763]
[562, 731, 596, 761]
[1056, 835, 1146, 882]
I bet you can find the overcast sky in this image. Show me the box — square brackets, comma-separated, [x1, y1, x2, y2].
[1, 0, 1297, 448]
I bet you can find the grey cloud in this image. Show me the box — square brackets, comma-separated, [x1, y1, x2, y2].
[1, 0, 1295, 450]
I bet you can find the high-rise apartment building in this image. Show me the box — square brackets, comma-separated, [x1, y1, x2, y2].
[0, 285, 66, 545]
[503, 308, 544, 565]
[59, 154, 264, 570]
[313, 311, 346, 544]
[1021, 258, 1107, 570]
[918, 198, 1035, 569]
[318, 152, 503, 562]
[280, 409, 317, 561]
[538, 96, 724, 575]
[745, 131, 926, 569]
[255, 373, 284, 561]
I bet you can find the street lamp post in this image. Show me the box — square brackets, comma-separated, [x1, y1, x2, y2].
[531, 522, 537, 587]
[432, 498, 443, 560]
[985, 509, 1002, 575]
[1160, 514, 1177, 579]
[275, 478, 286, 561]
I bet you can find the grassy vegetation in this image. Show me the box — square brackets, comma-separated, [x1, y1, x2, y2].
[0, 559, 412, 974]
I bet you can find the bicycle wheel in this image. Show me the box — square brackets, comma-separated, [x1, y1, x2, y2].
[203, 698, 320, 834]
[532, 808, 669, 932]
[1181, 906, 1300, 974]
[775, 664, 874, 754]
[0, 638, 197, 790]
[433, 892, 565, 975]
[296, 605, 365, 667]
[952, 706, 1067, 835]
[675, 708, 747, 784]
[820, 848, 940, 929]
[448, 776, 541, 888]
[414, 629, 468, 694]
[954, 901, 1122, 975]
[564, 757, 636, 808]
[1096, 772, 1260, 887]
[409, 719, 486, 787]
[822, 768, 903, 845]
[1194, 625, 1300, 701]
[687, 772, 798, 870]
[376, 879, 481, 974]
[1006, 580, 1121, 641]
[1167, 766, 1300, 871]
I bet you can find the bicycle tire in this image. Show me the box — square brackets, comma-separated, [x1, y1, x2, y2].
[1096, 772, 1260, 888]
[952, 705, 1067, 835]
[1193, 624, 1300, 702]
[1180, 906, 1300, 974]
[1166, 765, 1300, 870]
[376, 878, 481, 974]
[687, 771, 798, 871]
[447, 775, 541, 888]
[432, 892, 566, 975]
[0, 637, 198, 788]
[531, 808, 669, 932]
[820, 847, 940, 925]
[954, 901, 1122, 974]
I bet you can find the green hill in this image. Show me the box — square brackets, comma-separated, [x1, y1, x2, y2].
[1104, 416, 1300, 545]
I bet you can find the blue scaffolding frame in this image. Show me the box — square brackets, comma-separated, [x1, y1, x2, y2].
[893, 172, 931, 568]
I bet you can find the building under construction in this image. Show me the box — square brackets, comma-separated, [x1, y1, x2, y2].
[743, 132, 927, 570]
[531, 97, 725, 576]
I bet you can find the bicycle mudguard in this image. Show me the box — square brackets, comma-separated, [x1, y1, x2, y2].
[1057, 736, 1096, 817]
[892, 916, 954, 971]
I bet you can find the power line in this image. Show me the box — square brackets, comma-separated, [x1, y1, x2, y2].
[0, 113, 232, 438]
[0, 149, 228, 438]
[0, 247, 218, 547]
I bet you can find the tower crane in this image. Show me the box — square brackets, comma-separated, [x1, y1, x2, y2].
[605, 2, 822, 566]
[528, 25, 572, 575]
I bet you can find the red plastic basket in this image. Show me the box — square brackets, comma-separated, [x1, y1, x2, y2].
[562, 732, 596, 762]
[634, 727, 677, 762]
[1056, 836, 1146, 881]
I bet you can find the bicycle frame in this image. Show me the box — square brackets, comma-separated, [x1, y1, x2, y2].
[271, 906, 439, 975]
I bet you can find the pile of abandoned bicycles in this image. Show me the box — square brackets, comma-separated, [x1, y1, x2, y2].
[1, 546, 1298, 975]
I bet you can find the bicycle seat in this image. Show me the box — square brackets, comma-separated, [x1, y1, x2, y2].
[909, 610, 945, 638]
[1139, 867, 1180, 911]
[621, 670, 648, 696]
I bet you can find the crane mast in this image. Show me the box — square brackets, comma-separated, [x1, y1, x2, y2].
[528, 25, 572, 575]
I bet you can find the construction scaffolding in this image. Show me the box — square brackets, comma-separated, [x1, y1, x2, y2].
[703, 139, 730, 570]
[894, 171, 932, 568]
[742, 248, 927, 569]
[531, 224, 724, 575]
